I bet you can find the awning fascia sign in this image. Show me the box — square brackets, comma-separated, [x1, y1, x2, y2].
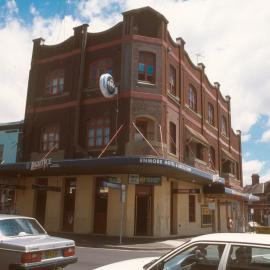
[0, 156, 224, 185]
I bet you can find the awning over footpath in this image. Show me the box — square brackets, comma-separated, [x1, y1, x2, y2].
[203, 183, 260, 202]
[225, 187, 260, 202]
[0, 156, 224, 185]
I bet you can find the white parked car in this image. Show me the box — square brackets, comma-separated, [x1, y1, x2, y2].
[95, 233, 270, 270]
[0, 214, 77, 270]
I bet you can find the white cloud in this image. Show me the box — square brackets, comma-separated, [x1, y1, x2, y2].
[242, 134, 251, 143]
[260, 169, 270, 183]
[1, 0, 270, 137]
[6, 0, 18, 15]
[261, 129, 270, 143]
[29, 4, 39, 16]
[242, 159, 265, 186]
[0, 7, 81, 123]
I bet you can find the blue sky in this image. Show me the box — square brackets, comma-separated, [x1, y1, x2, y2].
[0, 0, 270, 185]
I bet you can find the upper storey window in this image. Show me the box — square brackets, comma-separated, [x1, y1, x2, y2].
[89, 58, 113, 88]
[87, 118, 110, 147]
[208, 103, 214, 126]
[45, 70, 64, 96]
[41, 125, 59, 152]
[138, 51, 156, 84]
[169, 65, 176, 96]
[221, 116, 228, 136]
[188, 85, 197, 112]
[169, 122, 177, 155]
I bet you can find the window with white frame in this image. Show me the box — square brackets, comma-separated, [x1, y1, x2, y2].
[221, 116, 227, 136]
[169, 65, 176, 96]
[208, 103, 214, 126]
[87, 118, 110, 147]
[41, 126, 59, 152]
[188, 85, 197, 112]
[45, 70, 64, 96]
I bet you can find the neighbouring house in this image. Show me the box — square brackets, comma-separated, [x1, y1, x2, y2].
[0, 120, 23, 213]
[245, 174, 270, 226]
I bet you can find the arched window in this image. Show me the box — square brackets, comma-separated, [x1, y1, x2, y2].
[188, 85, 197, 112]
[169, 65, 176, 96]
[221, 116, 227, 136]
[208, 103, 214, 126]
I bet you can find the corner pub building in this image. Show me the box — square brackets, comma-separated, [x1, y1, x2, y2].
[0, 7, 258, 237]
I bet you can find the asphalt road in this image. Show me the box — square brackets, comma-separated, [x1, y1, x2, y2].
[65, 246, 166, 270]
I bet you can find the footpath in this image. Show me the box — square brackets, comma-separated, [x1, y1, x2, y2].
[51, 232, 190, 251]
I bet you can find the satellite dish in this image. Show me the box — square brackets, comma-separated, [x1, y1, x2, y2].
[99, 73, 118, 98]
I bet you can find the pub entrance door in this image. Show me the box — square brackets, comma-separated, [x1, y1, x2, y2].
[63, 178, 76, 232]
[134, 185, 153, 236]
[94, 178, 108, 234]
[35, 178, 48, 226]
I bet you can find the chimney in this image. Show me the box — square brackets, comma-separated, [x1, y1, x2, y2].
[251, 174, 260, 186]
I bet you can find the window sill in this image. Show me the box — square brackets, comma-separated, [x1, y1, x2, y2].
[184, 104, 202, 118]
[136, 81, 156, 88]
[205, 120, 217, 130]
[221, 133, 229, 140]
[36, 92, 69, 101]
[167, 91, 180, 104]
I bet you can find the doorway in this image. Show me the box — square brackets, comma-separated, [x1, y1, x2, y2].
[63, 178, 76, 232]
[94, 178, 108, 234]
[35, 178, 48, 226]
[134, 185, 153, 236]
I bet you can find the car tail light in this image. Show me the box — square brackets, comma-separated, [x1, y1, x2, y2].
[21, 252, 42, 263]
[63, 246, 75, 257]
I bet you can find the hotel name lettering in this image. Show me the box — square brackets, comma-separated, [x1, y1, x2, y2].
[139, 158, 192, 172]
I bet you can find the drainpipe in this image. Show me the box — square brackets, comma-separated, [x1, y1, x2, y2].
[176, 37, 185, 162]
[73, 24, 89, 157]
[214, 82, 221, 175]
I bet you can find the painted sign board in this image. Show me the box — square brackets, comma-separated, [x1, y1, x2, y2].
[173, 188, 200, 194]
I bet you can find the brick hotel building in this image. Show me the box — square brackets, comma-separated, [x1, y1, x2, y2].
[0, 7, 258, 237]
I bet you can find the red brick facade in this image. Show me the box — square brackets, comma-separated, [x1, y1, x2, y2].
[22, 6, 242, 189]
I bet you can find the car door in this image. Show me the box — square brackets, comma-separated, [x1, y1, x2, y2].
[224, 244, 270, 270]
[149, 241, 228, 270]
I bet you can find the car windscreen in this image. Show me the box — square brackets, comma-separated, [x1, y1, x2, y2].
[0, 218, 46, 237]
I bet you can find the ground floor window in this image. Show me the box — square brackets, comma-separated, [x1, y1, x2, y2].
[201, 205, 212, 227]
